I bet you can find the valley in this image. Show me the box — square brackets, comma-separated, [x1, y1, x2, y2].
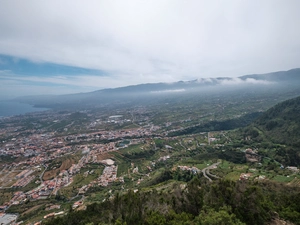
[0, 72, 300, 224]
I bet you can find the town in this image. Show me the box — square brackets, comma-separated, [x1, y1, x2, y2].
[0, 105, 299, 225]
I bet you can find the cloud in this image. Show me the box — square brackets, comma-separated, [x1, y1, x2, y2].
[151, 89, 186, 94]
[196, 78, 216, 84]
[244, 78, 273, 85]
[0, 69, 181, 98]
[219, 78, 274, 85]
[0, 71, 177, 89]
[0, 0, 299, 97]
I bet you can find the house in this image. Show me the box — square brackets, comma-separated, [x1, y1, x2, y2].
[239, 173, 251, 180]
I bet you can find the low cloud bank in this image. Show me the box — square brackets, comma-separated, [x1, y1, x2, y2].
[220, 77, 274, 85]
[151, 89, 186, 94]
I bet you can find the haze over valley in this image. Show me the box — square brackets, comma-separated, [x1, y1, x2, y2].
[1, 1, 300, 225]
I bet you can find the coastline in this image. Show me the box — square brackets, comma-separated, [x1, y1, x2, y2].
[0, 100, 49, 117]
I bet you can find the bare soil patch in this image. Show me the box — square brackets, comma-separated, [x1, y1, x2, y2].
[21, 204, 43, 216]
[43, 158, 75, 180]
[97, 153, 113, 161]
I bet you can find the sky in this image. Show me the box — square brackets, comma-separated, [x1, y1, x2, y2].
[0, 0, 300, 99]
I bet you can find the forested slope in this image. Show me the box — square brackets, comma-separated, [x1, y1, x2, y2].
[253, 96, 300, 147]
[243, 96, 300, 166]
[44, 178, 300, 225]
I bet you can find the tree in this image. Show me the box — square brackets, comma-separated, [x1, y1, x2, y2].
[195, 206, 245, 225]
[144, 211, 166, 225]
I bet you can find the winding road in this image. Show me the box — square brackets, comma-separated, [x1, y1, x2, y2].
[201, 162, 220, 182]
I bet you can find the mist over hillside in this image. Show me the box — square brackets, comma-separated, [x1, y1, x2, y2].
[2, 2, 300, 224]
[15, 68, 300, 111]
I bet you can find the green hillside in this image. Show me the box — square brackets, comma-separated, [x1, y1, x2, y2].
[43, 178, 300, 225]
[242, 96, 300, 166]
[253, 96, 300, 146]
[41, 96, 300, 225]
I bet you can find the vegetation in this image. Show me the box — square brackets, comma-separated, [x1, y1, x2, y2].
[2, 79, 300, 224]
[243, 96, 300, 166]
[43, 177, 300, 225]
[253, 96, 300, 146]
[169, 112, 262, 136]
[41, 95, 300, 225]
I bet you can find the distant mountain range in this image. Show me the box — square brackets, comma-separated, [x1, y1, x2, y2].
[15, 68, 300, 109]
[241, 68, 300, 82]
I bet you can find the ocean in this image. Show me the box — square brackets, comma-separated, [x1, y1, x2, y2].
[0, 101, 49, 117]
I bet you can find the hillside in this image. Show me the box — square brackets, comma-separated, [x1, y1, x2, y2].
[251, 96, 300, 147]
[242, 96, 300, 166]
[2, 70, 300, 225]
[43, 179, 300, 225]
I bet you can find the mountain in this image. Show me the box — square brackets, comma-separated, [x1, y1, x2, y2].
[240, 68, 300, 82]
[15, 68, 300, 110]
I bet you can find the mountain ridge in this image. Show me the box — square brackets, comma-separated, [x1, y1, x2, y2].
[14, 68, 300, 110]
[16, 68, 300, 98]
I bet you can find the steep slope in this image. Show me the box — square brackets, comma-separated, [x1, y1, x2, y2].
[253, 95, 300, 147]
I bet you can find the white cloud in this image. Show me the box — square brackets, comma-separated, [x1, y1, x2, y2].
[0, 69, 181, 98]
[196, 78, 216, 83]
[0, 0, 299, 96]
[219, 78, 274, 85]
[244, 78, 273, 85]
[151, 89, 185, 94]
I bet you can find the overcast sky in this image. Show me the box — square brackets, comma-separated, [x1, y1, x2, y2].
[0, 0, 300, 99]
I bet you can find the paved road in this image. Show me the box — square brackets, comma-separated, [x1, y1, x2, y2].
[40, 164, 48, 182]
[206, 168, 220, 179]
[201, 162, 220, 182]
